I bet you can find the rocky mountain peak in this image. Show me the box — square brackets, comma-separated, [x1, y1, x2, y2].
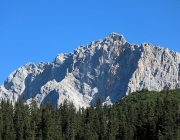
[0, 33, 180, 109]
[103, 32, 126, 46]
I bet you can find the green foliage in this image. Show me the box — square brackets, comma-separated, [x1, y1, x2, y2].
[0, 89, 180, 139]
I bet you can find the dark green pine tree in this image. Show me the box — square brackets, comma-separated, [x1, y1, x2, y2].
[30, 120, 36, 140]
[100, 103, 109, 140]
[14, 97, 25, 140]
[83, 124, 98, 140]
[144, 101, 156, 140]
[136, 101, 146, 139]
[75, 108, 84, 140]
[100, 113, 108, 140]
[0, 99, 4, 140]
[96, 97, 102, 115]
[160, 92, 178, 139]
[92, 111, 101, 139]
[60, 99, 70, 138]
[35, 104, 44, 140]
[0, 107, 2, 140]
[107, 105, 119, 140]
[1, 99, 15, 140]
[157, 130, 164, 140]
[52, 107, 63, 140]
[126, 104, 137, 140]
[29, 97, 38, 140]
[119, 114, 128, 140]
[65, 102, 76, 140]
[84, 105, 95, 136]
[41, 102, 54, 140]
[22, 105, 31, 139]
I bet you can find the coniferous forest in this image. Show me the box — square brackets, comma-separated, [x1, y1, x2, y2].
[1, 89, 180, 140]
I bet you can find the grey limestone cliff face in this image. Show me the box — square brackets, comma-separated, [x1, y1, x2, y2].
[0, 33, 180, 108]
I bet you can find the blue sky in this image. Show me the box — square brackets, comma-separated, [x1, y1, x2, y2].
[0, 0, 180, 84]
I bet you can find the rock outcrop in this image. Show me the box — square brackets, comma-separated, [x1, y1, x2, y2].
[0, 33, 180, 108]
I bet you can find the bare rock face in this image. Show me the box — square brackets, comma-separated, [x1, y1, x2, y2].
[1, 33, 180, 108]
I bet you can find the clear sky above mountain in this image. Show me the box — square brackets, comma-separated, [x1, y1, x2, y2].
[0, 0, 180, 84]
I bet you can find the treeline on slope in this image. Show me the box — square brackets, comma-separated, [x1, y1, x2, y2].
[0, 89, 180, 140]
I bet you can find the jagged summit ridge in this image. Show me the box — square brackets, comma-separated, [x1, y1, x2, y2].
[0, 33, 180, 108]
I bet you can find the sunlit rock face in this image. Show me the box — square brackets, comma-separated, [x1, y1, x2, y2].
[1, 32, 180, 109]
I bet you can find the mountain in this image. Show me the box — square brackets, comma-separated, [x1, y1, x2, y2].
[0, 32, 180, 108]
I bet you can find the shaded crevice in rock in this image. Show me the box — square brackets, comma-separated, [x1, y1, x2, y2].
[41, 90, 59, 108]
[52, 54, 74, 82]
[21, 64, 53, 102]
